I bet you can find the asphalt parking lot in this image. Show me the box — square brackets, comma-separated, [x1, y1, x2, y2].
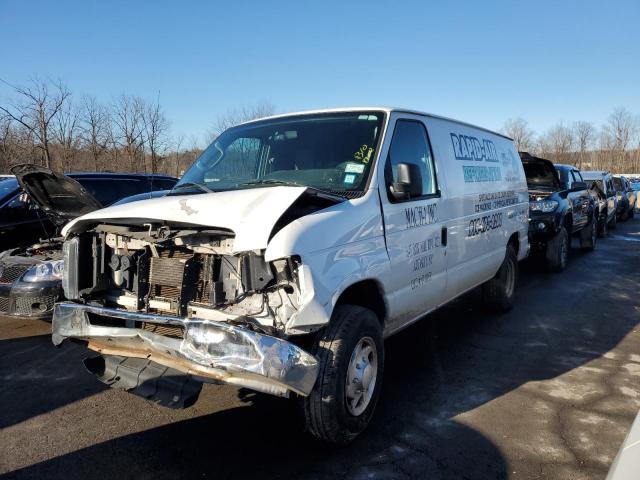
[1, 219, 639, 480]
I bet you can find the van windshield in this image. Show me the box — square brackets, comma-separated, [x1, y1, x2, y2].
[174, 111, 385, 197]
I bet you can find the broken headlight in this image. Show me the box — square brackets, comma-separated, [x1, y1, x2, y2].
[529, 200, 558, 213]
[22, 260, 65, 282]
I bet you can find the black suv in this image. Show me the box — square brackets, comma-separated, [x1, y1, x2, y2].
[0, 170, 177, 250]
[520, 153, 598, 272]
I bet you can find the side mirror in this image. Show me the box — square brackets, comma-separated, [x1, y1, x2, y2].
[570, 181, 587, 191]
[390, 163, 422, 201]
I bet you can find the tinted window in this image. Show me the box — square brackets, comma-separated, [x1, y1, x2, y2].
[572, 171, 583, 183]
[386, 120, 437, 197]
[0, 193, 40, 223]
[613, 177, 623, 190]
[77, 178, 147, 206]
[151, 179, 177, 191]
[0, 178, 19, 205]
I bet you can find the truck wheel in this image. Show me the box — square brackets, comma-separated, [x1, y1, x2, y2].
[580, 215, 597, 251]
[598, 216, 607, 238]
[302, 305, 384, 445]
[608, 213, 617, 229]
[629, 208, 635, 219]
[482, 244, 517, 312]
[546, 226, 569, 272]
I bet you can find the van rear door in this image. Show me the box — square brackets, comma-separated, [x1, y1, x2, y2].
[378, 115, 447, 333]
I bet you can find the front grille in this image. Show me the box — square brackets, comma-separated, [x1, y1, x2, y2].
[142, 322, 184, 339]
[0, 295, 9, 313]
[15, 295, 56, 316]
[0, 264, 30, 284]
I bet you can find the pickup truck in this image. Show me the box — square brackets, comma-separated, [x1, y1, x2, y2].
[520, 154, 597, 272]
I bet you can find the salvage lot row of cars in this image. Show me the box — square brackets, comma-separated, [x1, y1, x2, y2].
[0, 107, 638, 446]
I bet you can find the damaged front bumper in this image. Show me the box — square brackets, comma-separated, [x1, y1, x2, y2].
[52, 302, 319, 397]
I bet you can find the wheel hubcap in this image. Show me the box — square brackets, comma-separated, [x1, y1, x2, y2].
[345, 337, 378, 416]
[505, 257, 515, 297]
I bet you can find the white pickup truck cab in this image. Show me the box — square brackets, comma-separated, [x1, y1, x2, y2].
[52, 108, 529, 444]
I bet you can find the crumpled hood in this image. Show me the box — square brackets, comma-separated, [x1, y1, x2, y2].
[62, 186, 315, 252]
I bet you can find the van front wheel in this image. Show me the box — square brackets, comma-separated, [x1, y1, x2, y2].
[302, 305, 384, 445]
[482, 244, 517, 312]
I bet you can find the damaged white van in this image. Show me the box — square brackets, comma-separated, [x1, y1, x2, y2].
[52, 108, 529, 444]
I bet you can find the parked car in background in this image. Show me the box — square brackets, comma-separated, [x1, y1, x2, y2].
[0, 169, 177, 251]
[0, 165, 178, 318]
[631, 180, 640, 213]
[555, 164, 610, 238]
[111, 189, 171, 206]
[613, 175, 635, 220]
[520, 153, 597, 272]
[582, 171, 618, 233]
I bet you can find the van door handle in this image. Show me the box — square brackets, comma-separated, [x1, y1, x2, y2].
[441, 227, 447, 247]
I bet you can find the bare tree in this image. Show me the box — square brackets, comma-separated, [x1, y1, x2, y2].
[52, 98, 81, 172]
[209, 100, 275, 139]
[573, 121, 596, 169]
[80, 95, 108, 171]
[112, 93, 145, 171]
[142, 94, 170, 173]
[540, 122, 575, 163]
[602, 107, 638, 172]
[0, 76, 70, 168]
[501, 117, 534, 151]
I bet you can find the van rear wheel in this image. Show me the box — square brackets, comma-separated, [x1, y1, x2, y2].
[482, 244, 517, 312]
[302, 305, 384, 445]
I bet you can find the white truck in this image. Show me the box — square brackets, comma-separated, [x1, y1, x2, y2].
[52, 108, 529, 444]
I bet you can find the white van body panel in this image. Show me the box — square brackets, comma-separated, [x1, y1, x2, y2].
[60, 107, 528, 339]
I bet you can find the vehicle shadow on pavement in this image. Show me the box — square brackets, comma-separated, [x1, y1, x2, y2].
[4, 222, 640, 479]
[0, 334, 107, 429]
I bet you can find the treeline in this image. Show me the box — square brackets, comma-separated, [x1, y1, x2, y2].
[0, 76, 275, 177]
[501, 108, 640, 173]
[2, 76, 639, 176]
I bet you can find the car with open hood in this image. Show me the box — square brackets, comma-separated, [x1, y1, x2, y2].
[520, 154, 597, 272]
[582, 170, 618, 232]
[51, 107, 530, 444]
[0, 166, 177, 318]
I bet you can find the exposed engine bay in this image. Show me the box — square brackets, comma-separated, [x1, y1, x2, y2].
[63, 222, 302, 337]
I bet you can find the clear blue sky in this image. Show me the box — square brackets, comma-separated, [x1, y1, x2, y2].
[1, 0, 638, 146]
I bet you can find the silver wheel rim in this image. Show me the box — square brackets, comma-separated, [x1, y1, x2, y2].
[345, 337, 378, 416]
[504, 257, 515, 298]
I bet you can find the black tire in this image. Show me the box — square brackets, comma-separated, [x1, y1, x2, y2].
[608, 212, 617, 229]
[598, 214, 607, 238]
[629, 208, 635, 219]
[579, 214, 597, 251]
[302, 305, 384, 445]
[482, 244, 517, 312]
[546, 226, 569, 272]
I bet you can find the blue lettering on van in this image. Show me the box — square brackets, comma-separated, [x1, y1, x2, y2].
[450, 133, 499, 162]
[463, 166, 502, 183]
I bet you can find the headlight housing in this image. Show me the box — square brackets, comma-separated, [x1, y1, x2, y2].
[22, 260, 64, 283]
[529, 200, 559, 213]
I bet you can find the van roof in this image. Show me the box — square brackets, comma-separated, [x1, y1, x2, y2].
[236, 107, 512, 141]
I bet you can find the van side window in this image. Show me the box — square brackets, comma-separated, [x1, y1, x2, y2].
[385, 120, 437, 199]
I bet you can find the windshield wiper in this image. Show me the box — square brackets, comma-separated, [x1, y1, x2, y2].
[239, 179, 303, 187]
[238, 179, 346, 199]
[171, 182, 215, 194]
